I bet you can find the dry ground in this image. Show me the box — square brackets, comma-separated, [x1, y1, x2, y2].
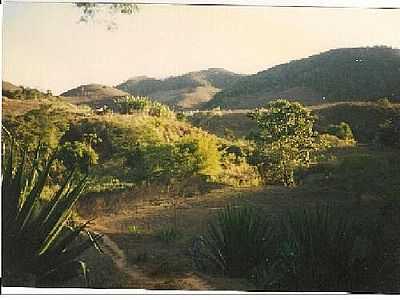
[71, 183, 366, 291]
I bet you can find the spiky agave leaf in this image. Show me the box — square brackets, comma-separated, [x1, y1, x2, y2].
[2, 128, 100, 286]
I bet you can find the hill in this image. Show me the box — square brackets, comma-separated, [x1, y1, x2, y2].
[3, 81, 23, 96]
[61, 84, 129, 107]
[2, 81, 50, 100]
[116, 68, 243, 109]
[205, 46, 400, 109]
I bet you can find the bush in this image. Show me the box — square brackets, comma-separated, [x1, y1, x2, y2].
[326, 122, 355, 141]
[374, 117, 400, 149]
[114, 96, 173, 118]
[58, 141, 98, 173]
[126, 132, 222, 185]
[156, 227, 182, 245]
[195, 205, 273, 277]
[217, 153, 262, 187]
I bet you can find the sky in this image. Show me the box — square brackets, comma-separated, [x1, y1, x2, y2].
[3, 2, 400, 95]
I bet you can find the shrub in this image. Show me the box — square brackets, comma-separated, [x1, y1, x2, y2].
[114, 96, 173, 118]
[374, 117, 400, 149]
[156, 227, 182, 245]
[217, 153, 262, 187]
[195, 205, 273, 277]
[326, 122, 355, 141]
[126, 133, 222, 185]
[58, 141, 98, 173]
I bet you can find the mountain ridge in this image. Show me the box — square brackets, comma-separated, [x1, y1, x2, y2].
[205, 46, 400, 109]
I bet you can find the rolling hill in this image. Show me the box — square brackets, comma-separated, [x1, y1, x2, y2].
[61, 84, 129, 107]
[2, 81, 23, 97]
[116, 68, 243, 109]
[205, 46, 400, 109]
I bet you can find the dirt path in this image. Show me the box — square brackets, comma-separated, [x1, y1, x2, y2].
[96, 231, 211, 290]
[98, 233, 156, 289]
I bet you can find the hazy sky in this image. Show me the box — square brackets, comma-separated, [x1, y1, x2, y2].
[3, 2, 400, 94]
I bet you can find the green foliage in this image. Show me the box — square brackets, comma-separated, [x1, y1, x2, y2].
[6, 104, 70, 151]
[249, 100, 319, 186]
[156, 227, 182, 245]
[126, 132, 221, 185]
[58, 141, 99, 173]
[249, 100, 315, 143]
[196, 205, 273, 277]
[4, 86, 49, 100]
[208, 46, 400, 109]
[2, 130, 101, 286]
[113, 96, 173, 117]
[331, 152, 400, 201]
[374, 117, 400, 149]
[176, 112, 187, 122]
[127, 225, 143, 236]
[326, 122, 355, 141]
[315, 102, 400, 143]
[275, 202, 389, 291]
[217, 152, 262, 187]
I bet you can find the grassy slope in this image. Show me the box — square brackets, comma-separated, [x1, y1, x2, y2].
[116, 69, 243, 110]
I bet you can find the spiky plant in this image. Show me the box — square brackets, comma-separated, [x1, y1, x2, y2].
[197, 205, 273, 278]
[2, 127, 102, 287]
[279, 202, 388, 291]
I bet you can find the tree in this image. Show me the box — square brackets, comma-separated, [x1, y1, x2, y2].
[76, 3, 138, 31]
[248, 99, 318, 186]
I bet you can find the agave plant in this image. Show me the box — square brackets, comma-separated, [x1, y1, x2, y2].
[278, 202, 388, 291]
[196, 204, 273, 278]
[2, 127, 102, 287]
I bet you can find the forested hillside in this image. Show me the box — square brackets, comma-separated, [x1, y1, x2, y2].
[206, 46, 400, 109]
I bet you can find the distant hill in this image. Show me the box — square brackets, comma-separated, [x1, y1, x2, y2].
[116, 68, 243, 109]
[2, 81, 51, 100]
[3, 81, 23, 95]
[61, 84, 129, 107]
[205, 46, 400, 109]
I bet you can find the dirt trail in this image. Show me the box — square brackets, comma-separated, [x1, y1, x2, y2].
[96, 230, 211, 290]
[99, 233, 156, 289]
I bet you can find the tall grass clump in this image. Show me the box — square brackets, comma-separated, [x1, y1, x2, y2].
[195, 205, 273, 278]
[2, 128, 102, 287]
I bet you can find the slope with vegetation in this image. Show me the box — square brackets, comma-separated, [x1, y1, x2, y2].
[206, 46, 400, 109]
[116, 68, 243, 109]
[2, 80, 54, 100]
[3, 82, 400, 290]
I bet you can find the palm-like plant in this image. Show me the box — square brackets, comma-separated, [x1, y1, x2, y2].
[196, 205, 273, 278]
[2, 127, 102, 286]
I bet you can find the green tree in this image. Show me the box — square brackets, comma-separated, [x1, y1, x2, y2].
[10, 105, 70, 151]
[249, 99, 318, 186]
